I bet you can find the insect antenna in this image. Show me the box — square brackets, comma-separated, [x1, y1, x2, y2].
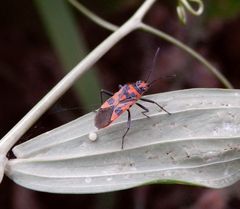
[149, 74, 176, 86]
[145, 47, 161, 83]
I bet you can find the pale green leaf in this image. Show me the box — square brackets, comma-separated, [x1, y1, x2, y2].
[5, 88, 240, 193]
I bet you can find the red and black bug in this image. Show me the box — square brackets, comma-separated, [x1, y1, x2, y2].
[95, 48, 171, 149]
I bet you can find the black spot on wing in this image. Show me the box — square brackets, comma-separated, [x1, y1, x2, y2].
[107, 97, 115, 105]
[114, 107, 123, 115]
[95, 106, 114, 129]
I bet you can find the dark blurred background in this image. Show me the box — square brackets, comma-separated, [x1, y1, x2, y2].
[0, 0, 240, 209]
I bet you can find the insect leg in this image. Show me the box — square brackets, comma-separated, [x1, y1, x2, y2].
[100, 89, 113, 104]
[136, 103, 150, 118]
[122, 110, 131, 149]
[140, 98, 171, 115]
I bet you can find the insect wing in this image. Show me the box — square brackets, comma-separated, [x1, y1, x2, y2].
[95, 86, 137, 129]
[95, 106, 114, 129]
[95, 91, 120, 129]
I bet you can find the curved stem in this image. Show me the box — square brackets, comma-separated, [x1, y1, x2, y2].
[177, 5, 187, 24]
[139, 23, 233, 89]
[180, 0, 204, 16]
[68, 0, 118, 31]
[0, 0, 157, 155]
[68, 0, 233, 89]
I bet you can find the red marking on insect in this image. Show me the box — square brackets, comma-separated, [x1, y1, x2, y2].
[94, 48, 173, 149]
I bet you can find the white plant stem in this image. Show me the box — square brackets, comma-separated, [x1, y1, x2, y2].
[0, 0, 156, 156]
[68, 0, 233, 89]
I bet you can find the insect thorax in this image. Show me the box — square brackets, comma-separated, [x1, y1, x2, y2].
[134, 80, 149, 95]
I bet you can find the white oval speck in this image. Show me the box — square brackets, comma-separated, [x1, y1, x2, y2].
[88, 132, 98, 141]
